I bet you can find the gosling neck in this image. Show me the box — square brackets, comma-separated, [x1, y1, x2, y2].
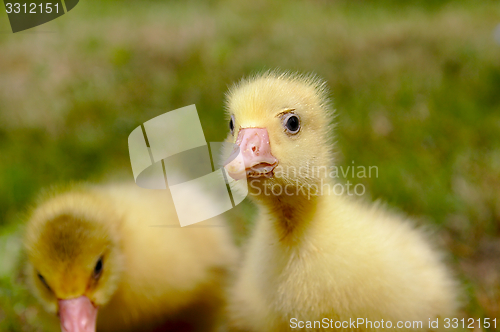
[248, 176, 331, 241]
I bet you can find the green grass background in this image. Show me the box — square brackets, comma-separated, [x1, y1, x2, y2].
[0, 0, 499, 330]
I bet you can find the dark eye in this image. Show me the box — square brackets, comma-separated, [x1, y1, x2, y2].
[37, 272, 51, 291]
[229, 115, 235, 135]
[284, 114, 300, 134]
[93, 257, 103, 280]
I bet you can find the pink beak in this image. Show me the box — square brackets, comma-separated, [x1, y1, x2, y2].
[224, 128, 278, 180]
[58, 296, 98, 332]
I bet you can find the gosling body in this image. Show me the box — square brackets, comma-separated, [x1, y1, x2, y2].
[224, 71, 458, 331]
[25, 183, 237, 332]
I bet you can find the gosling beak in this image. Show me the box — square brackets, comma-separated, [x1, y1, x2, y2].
[58, 296, 98, 332]
[224, 128, 278, 180]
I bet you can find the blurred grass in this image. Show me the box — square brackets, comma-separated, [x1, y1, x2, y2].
[0, 0, 499, 330]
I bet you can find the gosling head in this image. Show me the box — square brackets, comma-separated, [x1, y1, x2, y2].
[224, 71, 334, 196]
[24, 191, 123, 332]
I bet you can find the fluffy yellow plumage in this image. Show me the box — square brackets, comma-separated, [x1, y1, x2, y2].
[224, 71, 458, 331]
[24, 182, 237, 332]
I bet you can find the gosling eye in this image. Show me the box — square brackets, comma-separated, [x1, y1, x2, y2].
[37, 272, 51, 291]
[229, 114, 235, 136]
[93, 257, 103, 280]
[283, 113, 300, 134]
